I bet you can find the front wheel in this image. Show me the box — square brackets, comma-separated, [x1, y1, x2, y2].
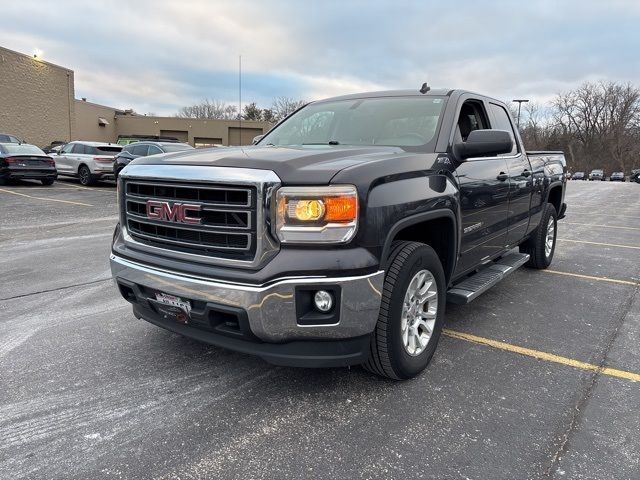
[363, 241, 446, 380]
[520, 203, 557, 269]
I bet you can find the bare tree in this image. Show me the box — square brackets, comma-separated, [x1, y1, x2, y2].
[271, 97, 306, 121]
[552, 81, 640, 172]
[176, 99, 238, 120]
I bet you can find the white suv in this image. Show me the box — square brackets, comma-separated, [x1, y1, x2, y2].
[55, 141, 122, 185]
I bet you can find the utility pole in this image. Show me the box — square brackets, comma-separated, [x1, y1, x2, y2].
[512, 99, 529, 128]
[239, 55, 242, 142]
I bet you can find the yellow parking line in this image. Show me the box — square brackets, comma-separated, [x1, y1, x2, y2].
[543, 269, 638, 286]
[0, 188, 93, 207]
[443, 329, 640, 383]
[564, 222, 640, 231]
[557, 238, 640, 250]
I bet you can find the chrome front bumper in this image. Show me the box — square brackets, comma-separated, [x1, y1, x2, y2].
[110, 254, 384, 342]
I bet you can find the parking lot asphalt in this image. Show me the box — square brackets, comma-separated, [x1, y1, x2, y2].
[1, 179, 638, 480]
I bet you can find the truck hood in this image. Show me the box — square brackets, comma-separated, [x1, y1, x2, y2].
[129, 145, 411, 184]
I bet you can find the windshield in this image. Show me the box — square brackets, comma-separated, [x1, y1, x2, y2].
[162, 144, 194, 152]
[0, 134, 20, 143]
[259, 96, 446, 150]
[1, 144, 45, 155]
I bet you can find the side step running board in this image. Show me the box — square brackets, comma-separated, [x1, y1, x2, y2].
[446, 252, 530, 305]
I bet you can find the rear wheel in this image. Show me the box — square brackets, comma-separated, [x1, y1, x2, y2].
[41, 178, 54, 186]
[78, 165, 95, 186]
[363, 241, 446, 380]
[519, 203, 557, 269]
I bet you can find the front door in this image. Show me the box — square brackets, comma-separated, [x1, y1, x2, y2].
[456, 158, 511, 273]
[452, 98, 511, 275]
[55, 143, 75, 174]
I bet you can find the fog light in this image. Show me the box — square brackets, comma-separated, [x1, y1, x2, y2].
[314, 290, 334, 313]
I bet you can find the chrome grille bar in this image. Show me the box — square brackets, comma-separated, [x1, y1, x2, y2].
[119, 165, 281, 269]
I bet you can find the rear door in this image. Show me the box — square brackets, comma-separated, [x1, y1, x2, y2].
[454, 97, 511, 275]
[71, 143, 87, 173]
[488, 102, 534, 246]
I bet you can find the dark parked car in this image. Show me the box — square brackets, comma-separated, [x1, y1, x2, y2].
[588, 169, 605, 181]
[610, 171, 625, 182]
[117, 135, 180, 146]
[0, 143, 57, 185]
[572, 171, 586, 180]
[0, 133, 22, 144]
[631, 169, 640, 183]
[111, 87, 567, 379]
[113, 141, 194, 179]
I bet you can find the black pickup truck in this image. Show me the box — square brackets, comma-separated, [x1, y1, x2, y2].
[110, 87, 566, 380]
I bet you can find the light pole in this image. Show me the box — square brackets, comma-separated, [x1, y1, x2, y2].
[512, 99, 529, 128]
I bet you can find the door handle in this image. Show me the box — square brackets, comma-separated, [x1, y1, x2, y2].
[522, 169, 531, 177]
[497, 172, 509, 181]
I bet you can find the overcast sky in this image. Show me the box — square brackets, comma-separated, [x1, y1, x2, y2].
[2, 0, 640, 115]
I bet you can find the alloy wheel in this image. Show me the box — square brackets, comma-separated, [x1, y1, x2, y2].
[401, 269, 438, 356]
[545, 217, 555, 258]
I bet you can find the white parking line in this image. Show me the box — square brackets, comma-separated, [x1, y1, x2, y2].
[564, 222, 640, 231]
[557, 239, 640, 250]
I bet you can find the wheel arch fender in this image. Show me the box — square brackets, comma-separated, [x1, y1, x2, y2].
[381, 209, 459, 283]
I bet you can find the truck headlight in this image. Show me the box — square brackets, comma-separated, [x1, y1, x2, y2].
[275, 185, 358, 243]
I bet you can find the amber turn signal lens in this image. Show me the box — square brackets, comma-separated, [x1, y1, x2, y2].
[324, 196, 357, 222]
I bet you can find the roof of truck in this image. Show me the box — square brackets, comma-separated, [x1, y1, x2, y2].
[319, 88, 456, 102]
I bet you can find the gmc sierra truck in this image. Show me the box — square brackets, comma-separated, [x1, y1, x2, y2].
[110, 87, 566, 380]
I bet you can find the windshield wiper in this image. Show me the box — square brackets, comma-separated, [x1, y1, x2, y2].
[302, 140, 340, 146]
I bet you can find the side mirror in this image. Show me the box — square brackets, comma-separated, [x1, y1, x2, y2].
[252, 134, 264, 145]
[454, 129, 513, 160]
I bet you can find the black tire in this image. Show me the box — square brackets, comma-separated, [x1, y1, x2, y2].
[363, 241, 446, 380]
[519, 203, 557, 269]
[78, 165, 95, 186]
[41, 178, 55, 186]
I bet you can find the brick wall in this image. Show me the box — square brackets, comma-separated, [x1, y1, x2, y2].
[0, 46, 75, 147]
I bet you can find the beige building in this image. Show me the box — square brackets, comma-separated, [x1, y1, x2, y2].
[0, 46, 76, 146]
[1, 46, 271, 147]
[75, 99, 271, 147]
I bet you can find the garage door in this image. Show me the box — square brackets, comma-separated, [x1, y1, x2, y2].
[160, 130, 189, 143]
[228, 127, 263, 146]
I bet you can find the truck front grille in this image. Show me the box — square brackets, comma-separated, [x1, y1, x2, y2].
[123, 180, 256, 261]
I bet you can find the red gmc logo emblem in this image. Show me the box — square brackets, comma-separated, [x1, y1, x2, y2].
[146, 200, 202, 225]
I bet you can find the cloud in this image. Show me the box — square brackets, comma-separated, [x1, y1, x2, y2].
[1, 0, 639, 114]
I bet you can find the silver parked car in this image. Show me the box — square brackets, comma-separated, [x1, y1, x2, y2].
[55, 141, 122, 185]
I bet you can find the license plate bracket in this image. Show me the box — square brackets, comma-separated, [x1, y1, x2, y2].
[152, 292, 192, 324]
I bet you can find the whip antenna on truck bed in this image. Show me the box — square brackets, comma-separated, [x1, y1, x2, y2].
[419, 82, 430, 94]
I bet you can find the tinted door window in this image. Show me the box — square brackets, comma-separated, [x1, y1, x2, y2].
[489, 104, 518, 155]
[72, 144, 86, 154]
[61, 143, 75, 153]
[148, 145, 163, 155]
[132, 144, 149, 156]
